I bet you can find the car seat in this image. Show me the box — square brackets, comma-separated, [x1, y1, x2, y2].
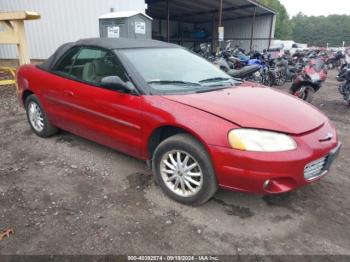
[82, 57, 121, 83]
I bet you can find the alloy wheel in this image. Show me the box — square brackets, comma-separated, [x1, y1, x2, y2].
[28, 101, 44, 132]
[160, 150, 203, 197]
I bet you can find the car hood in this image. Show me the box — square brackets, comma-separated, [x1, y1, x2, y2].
[162, 85, 327, 135]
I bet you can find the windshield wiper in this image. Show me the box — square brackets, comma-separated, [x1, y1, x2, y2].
[199, 77, 230, 83]
[147, 80, 201, 86]
[195, 86, 230, 94]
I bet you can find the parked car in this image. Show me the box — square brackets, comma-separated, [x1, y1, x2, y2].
[17, 38, 341, 205]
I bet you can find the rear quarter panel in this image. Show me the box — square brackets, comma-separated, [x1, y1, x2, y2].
[17, 65, 69, 126]
[16, 64, 43, 106]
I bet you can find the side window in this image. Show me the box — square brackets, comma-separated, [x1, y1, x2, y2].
[102, 53, 129, 83]
[53, 47, 80, 75]
[71, 48, 129, 85]
[70, 48, 107, 81]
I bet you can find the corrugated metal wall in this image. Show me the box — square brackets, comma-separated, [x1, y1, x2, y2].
[198, 15, 275, 51]
[152, 14, 275, 51]
[224, 15, 275, 51]
[0, 0, 146, 59]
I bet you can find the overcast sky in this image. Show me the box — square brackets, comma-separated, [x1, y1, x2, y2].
[279, 0, 350, 17]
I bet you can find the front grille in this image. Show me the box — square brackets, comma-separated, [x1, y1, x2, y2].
[304, 156, 328, 181]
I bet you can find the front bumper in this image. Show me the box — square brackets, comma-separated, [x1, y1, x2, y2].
[304, 142, 341, 182]
[209, 122, 340, 194]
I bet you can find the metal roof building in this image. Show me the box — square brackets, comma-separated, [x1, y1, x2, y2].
[0, 0, 276, 60]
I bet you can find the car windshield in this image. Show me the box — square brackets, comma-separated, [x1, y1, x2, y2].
[120, 48, 240, 94]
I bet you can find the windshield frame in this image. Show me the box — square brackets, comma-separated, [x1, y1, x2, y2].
[115, 47, 240, 95]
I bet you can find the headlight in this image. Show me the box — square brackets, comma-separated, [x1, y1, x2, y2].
[228, 129, 297, 152]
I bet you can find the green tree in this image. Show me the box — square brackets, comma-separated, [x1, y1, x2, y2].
[259, 0, 293, 39]
[291, 13, 350, 47]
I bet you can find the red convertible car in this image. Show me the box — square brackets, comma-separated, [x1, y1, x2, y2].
[17, 38, 341, 205]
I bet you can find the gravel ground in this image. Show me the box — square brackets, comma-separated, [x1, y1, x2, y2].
[0, 70, 349, 255]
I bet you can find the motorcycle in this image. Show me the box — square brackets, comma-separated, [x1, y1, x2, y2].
[337, 63, 350, 106]
[213, 54, 262, 81]
[327, 50, 345, 70]
[268, 56, 299, 86]
[197, 43, 215, 62]
[290, 58, 328, 102]
[247, 51, 275, 86]
[272, 57, 289, 86]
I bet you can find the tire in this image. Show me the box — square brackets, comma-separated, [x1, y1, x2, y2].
[276, 71, 287, 86]
[263, 71, 275, 87]
[304, 87, 315, 102]
[152, 133, 218, 206]
[25, 94, 59, 138]
[251, 72, 263, 84]
[335, 60, 341, 69]
[290, 86, 315, 103]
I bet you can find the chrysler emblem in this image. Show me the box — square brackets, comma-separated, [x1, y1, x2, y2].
[319, 132, 333, 142]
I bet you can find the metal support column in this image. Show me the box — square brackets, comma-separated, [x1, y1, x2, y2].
[217, 0, 223, 53]
[268, 14, 274, 48]
[250, 7, 256, 52]
[166, 0, 170, 42]
[219, 0, 223, 27]
[212, 15, 216, 52]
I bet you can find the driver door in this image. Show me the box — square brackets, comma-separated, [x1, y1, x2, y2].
[57, 47, 143, 158]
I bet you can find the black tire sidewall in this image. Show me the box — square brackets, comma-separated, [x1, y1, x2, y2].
[25, 95, 54, 138]
[304, 86, 315, 102]
[152, 134, 217, 205]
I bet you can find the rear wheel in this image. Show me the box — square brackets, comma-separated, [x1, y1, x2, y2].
[263, 71, 275, 86]
[25, 94, 59, 137]
[152, 134, 218, 205]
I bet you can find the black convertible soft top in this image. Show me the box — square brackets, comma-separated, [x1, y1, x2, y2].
[39, 37, 179, 71]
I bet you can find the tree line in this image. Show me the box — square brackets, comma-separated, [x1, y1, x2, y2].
[259, 0, 350, 47]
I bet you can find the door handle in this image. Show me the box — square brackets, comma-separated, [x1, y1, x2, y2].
[64, 90, 74, 97]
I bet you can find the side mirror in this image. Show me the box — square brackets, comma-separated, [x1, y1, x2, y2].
[100, 76, 132, 93]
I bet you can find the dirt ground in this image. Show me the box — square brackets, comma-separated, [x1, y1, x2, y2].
[0, 69, 349, 255]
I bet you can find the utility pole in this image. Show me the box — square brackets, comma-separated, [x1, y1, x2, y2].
[166, 0, 170, 42]
[250, 7, 257, 52]
[217, 0, 224, 53]
[219, 0, 223, 26]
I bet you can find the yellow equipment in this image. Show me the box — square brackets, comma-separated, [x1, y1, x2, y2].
[0, 11, 40, 86]
[0, 67, 16, 86]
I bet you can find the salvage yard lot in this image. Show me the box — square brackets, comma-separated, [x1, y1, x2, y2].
[0, 70, 349, 254]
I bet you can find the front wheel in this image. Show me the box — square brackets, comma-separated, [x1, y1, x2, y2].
[290, 85, 315, 102]
[152, 134, 218, 205]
